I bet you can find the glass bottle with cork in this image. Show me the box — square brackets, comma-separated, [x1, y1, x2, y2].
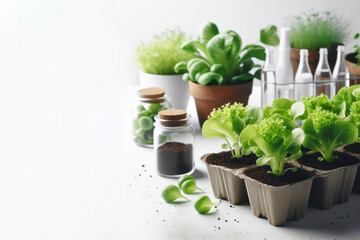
[154, 109, 194, 177]
[133, 87, 172, 147]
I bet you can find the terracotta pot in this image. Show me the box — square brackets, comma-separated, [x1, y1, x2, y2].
[291, 48, 337, 77]
[189, 80, 253, 126]
[345, 53, 360, 86]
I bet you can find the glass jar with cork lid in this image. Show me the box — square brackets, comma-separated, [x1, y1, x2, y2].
[133, 87, 172, 147]
[153, 109, 194, 177]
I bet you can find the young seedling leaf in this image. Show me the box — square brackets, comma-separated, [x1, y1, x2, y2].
[181, 180, 205, 194]
[162, 185, 189, 203]
[194, 196, 219, 214]
[178, 175, 194, 189]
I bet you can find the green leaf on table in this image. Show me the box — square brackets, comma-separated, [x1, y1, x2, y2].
[194, 196, 219, 214]
[162, 185, 189, 203]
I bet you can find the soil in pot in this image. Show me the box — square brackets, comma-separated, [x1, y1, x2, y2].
[243, 164, 315, 186]
[297, 151, 359, 170]
[343, 142, 360, 155]
[205, 151, 257, 169]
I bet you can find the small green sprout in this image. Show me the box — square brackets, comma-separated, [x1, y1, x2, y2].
[138, 116, 154, 130]
[162, 185, 189, 203]
[181, 180, 205, 194]
[194, 196, 219, 214]
[177, 175, 194, 188]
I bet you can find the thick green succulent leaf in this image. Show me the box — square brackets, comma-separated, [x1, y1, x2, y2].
[199, 22, 219, 44]
[207, 32, 241, 73]
[182, 73, 191, 82]
[174, 61, 188, 74]
[239, 47, 265, 63]
[260, 25, 280, 46]
[189, 61, 210, 80]
[231, 73, 253, 83]
[182, 40, 212, 61]
[210, 64, 226, 76]
[198, 72, 223, 85]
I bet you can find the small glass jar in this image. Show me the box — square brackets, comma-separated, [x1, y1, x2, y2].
[132, 87, 172, 147]
[153, 109, 194, 177]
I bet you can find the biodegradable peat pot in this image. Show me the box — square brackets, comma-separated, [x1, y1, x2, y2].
[345, 53, 360, 86]
[296, 151, 360, 210]
[200, 151, 257, 205]
[340, 142, 360, 193]
[139, 71, 190, 110]
[290, 48, 337, 76]
[242, 164, 314, 226]
[189, 80, 253, 126]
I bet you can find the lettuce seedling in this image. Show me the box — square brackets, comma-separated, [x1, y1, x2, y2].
[181, 180, 205, 194]
[194, 196, 219, 214]
[300, 94, 338, 119]
[162, 185, 189, 203]
[202, 103, 263, 158]
[332, 85, 360, 116]
[302, 108, 358, 162]
[174, 22, 279, 86]
[240, 117, 305, 176]
[263, 98, 305, 129]
[348, 101, 360, 142]
[177, 175, 194, 189]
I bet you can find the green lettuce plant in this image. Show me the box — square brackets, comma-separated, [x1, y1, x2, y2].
[302, 108, 358, 162]
[202, 103, 263, 158]
[135, 29, 194, 75]
[263, 98, 305, 129]
[287, 11, 348, 50]
[348, 101, 360, 142]
[239, 117, 305, 176]
[174, 22, 279, 85]
[300, 94, 339, 119]
[332, 85, 360, 116]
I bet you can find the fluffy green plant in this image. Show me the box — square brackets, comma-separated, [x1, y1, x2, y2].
[287, 11, 348, 50]
[240, 117, 305, 176]
[202, 103, 263, 158]
[135, 29, 194, 75]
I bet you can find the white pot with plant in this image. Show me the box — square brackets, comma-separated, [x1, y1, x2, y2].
[135, 29, 194, 110]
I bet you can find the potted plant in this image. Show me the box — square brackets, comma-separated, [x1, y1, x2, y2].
[296, 101, 359, 209]
[287, 11, 349, 75]
[345, 33, 360, 85]
[332, 85, 360, 193]
[135, 29, 194, 110]
[200, 103, 263, 205]
[239, 100, 315, 226]
[174, 22, 279, 125]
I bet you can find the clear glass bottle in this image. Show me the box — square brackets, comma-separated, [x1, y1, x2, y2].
[294, 49, 314, 100]
[133, 87, 172, 147]
[314, 48, 335, 98]
[154, 109, 194, 177]
[332, 45, 350, 93]
[261, 47, 276, 108]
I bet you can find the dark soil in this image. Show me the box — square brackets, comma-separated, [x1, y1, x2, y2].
[300, 145, 312, 153]
[205, 151, 257, 169]
[243, 163, 314, 187]
[157, 142, 193, 175]
[346, 52, 357, 63]
[343, 142, 360, 155]
[297, 151, 359, 171]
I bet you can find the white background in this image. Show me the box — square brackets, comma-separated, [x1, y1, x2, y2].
[0, 0, 360, 239]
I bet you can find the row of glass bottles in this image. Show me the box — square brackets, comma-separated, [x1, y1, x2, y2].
[261, 46, 350, 107]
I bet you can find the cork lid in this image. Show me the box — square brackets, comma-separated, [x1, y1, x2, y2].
[158, 109, 188, 127]
[138, 87, 165, 99]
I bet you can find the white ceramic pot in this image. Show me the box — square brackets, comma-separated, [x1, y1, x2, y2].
[139, 71, 190, 110]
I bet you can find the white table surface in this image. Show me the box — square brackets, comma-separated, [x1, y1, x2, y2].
[0, 80, 359, 240]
